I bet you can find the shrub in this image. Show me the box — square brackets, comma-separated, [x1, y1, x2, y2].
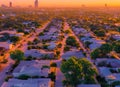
[50, 62, 57, 67]
[66, 36, 78, 47]
[48, 72, 56, 81]
[56, 51, 60, 56]
[57, 43, 62, 48]
[1, 58, 8, 64]
[18, 75, 30, 80]
[64, 46, 70, 52]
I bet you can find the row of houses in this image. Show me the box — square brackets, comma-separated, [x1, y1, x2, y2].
[1, 60, 52, 87]
[0, 30, 24, 37]
[95, 58, 120, 86]
[0, 30, 24, 50]
[2, 78, 51, 87]
[62, 50, 85, 60]
[72, 26, 105, 51]
[25, 19, 64, 59]
[24, 49, 54, 59]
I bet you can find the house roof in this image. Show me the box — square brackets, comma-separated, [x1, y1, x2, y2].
[77, 84, 101, 87]
[62, 51, 84, 59]
[2, 78, 51, 87]
[13, 60, 50, 77]
[99, 67, 112, 77]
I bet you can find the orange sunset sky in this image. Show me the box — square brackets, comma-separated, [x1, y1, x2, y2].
[0, 0, 120, 7]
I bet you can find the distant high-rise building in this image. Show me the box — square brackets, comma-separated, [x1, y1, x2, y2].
[34, 0, 38, 8]
[105, 3, 107, 7]
[9, 2, 12, 7]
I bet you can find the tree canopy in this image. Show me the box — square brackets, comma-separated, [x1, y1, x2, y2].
[91, 43, 113, 59]
[61, 57, 97, 86]
[100, 43, 113, 54]
[114, 43, 120, 53]
[66, 36, 79, 47]
[10, 50, 25, 61]
[94, 29, 105, 37]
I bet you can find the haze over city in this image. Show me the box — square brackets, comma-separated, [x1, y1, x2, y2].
[0, 0, 120, 7]
[1, 0, 120, 87]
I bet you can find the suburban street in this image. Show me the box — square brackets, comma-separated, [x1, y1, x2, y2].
[0, 21, 51, 87]
[55, 20, 95, 87]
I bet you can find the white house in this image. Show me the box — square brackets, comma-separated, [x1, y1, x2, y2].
[1, 78, 51, 87]
[24, 49, 54, 58]
[112, 34, 120, 40]
[95, 58, 120, 68]
[62, 51, 85, 60]
[48, 42, 56, 50]
[99, 67, 120, 83]
[77, 84, 101, 87]
[0, 30, 24, 37]
[13, 60, 50, 77]
[0, 42, 13, 50]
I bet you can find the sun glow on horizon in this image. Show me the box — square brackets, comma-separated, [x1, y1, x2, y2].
[0, 0, 120, 7]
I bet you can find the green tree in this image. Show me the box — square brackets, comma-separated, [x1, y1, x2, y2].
[56, 51, 60, 56]
[64, 46, 70, 52]
[50, 62, 57, 67]
[18, 74, 30, 80]
[100, 43, 113, 54]
[48, 72, 56, 81]
[65, 30, 71, 34]
[61, 57, 82, 86]
[114, 43, 120, 53]
[117, 27, 120, 32]
[10, 50, 25, 61]
[84, 41, 92, 48]
[57, 43, 62, 48]
[10, 36, 20, 43]
[66, 36, 78, 47]
[78, 58, 97, 79]
[39, 32, 44, 36]
[61, 57, 97, 86]
[90, 49, 101, 59]
[94, 30, 105, 37]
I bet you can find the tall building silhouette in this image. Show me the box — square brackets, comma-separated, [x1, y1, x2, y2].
[105, 3, 107, 8]
[9, 2, 12, 7]
[35, 0, 38, 8]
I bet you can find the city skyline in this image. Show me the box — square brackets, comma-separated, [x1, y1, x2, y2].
[0, 0, 120, 7]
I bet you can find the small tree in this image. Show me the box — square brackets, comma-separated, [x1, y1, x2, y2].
[94, 30, 105, 37]
[10, 36, 20, 43]
[56, 51, 60, 56]
[65, 30, 71, 34]
[48, 72, 56, 81]
[84, 41, 92, 48]
[57, 43, 62, 48]
[50, 62, 57, 67]
[100, 43, 113, 54]
[66, 36, 78, 47]
[64, 46, 70, 52]
[18, 74, 30, 80]
[90, 49, 101, 59]
[114, 43, 120, 53]
[39, 32, 44, 36]
[117, 27, 120, 32]
[10, 50, 25, 61]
